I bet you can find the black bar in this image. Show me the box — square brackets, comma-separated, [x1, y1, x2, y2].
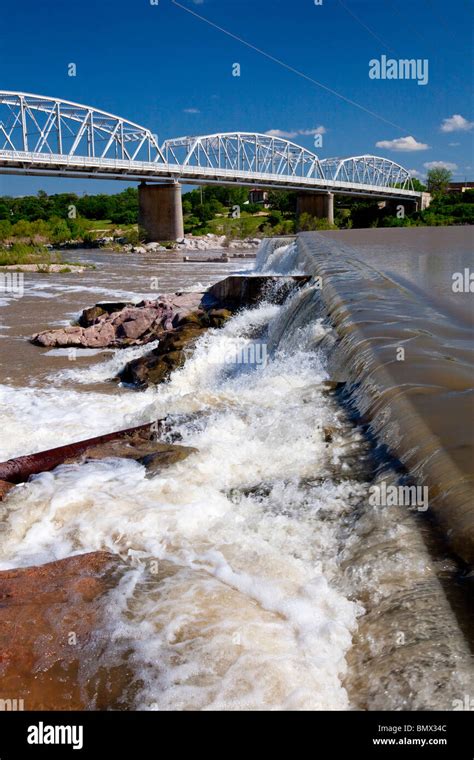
[0, 710, 471, 758]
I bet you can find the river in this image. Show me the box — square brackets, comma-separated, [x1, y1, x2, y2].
[0, 230, 472, 711]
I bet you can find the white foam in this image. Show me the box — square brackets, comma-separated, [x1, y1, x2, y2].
[0, 296, 366, 710]
[0, 383, 158, 460]
[50, 340, 161, 385]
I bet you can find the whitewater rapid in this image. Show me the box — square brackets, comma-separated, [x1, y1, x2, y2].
[2, 238, 471, 710]
[0, 274, 371, 709]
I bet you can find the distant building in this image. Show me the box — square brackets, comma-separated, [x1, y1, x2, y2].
[249, 189, 270, 207]
[446, 182, 474, 194]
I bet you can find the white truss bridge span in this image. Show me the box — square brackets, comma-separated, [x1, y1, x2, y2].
[0, 92, 420, 201]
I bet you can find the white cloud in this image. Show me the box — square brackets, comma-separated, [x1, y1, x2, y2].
[440, 114, 474, 133]
[183, 108, 200, 114]
[299, 127, 326, 136]
[408, 168, 425, 179]
[375, 135, 429, 151]
[448, 142, 461, 147]
[423, 161, 458, 171]
[265, 126, 326, 139]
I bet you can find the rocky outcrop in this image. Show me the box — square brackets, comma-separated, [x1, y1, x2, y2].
[0, 552, 128, 710]
[119, 308, 232, 387]
[31, 292, 203, 349]
[176, 234, 261, 252]
[117, 234, 261, 254]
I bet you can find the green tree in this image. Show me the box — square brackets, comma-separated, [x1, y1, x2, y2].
[0, 220, 12, 241]
[48, 217, 71, 244]
[411, 178, 426, 192]
[427, 167, 452, 196]
[196, 203, 215, 223]
[267, 191, 297, 214]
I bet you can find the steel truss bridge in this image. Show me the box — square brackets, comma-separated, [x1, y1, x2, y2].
[0, 92, 420, 202]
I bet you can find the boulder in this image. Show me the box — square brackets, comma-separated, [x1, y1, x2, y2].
[119, 322, 205, 387]
[0, 552, 129, 710]
[31, 293, 204, 350]
[118, 303, 234, 388]
[78, 305, 107, 328]
[82, 320, 117, 348]
[31, 325, 84, 348]
[115, 308, 160, 341]
[208, 308, 233, 328]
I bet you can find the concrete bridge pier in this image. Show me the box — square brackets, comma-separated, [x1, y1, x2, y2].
[296, 192, 334, 227]
[138, 182, 184, 242]
[382, 198, 420, 216]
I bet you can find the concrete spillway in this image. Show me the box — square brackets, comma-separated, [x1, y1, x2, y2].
[291, 231, 474, 565]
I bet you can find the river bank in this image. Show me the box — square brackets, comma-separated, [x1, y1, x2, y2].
[0, 228, 472, 711]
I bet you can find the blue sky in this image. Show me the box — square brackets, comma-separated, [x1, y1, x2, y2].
[1, 0, 472, 195]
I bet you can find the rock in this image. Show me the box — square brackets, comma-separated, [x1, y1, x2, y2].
[119, 323, 205, 387]
[96, 302, 133, 315]
[82, 320, 117, 348]
[0, 552, 129, 710]
[78, 305, 106, 327]
[0, 480, 14, 500]
[159, 324, 204, 353]
[208, 308, 233, 328]
[173, 310, 206, 328]
[118, 299, 234, 388]
[139, 443, 198, 474]
[31, 293, 204, 350]
[162, 350, 186, 369]
[205, 275, 311, 310]
[147, 360, 175, 385]
[31, 325, 84, 348]
[323, 426, 335, 443]
[115, 308, 160, 341]
[120, 354, 164, 386]
[64, 438, 196, 472]
[321, 381, 346, 393]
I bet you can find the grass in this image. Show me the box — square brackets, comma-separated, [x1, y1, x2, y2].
[0, 243, 52, 267]
[82, 220, 138, 235]
[0, 244, 96, 271]
[195, 214, 267, 237]
[82, 219, 113, 230]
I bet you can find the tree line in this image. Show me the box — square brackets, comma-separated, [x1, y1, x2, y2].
[0, 167, 472, 244]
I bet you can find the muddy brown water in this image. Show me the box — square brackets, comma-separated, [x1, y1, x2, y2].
[297, 227, 474, 563]
[0, 248, 254, 390]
